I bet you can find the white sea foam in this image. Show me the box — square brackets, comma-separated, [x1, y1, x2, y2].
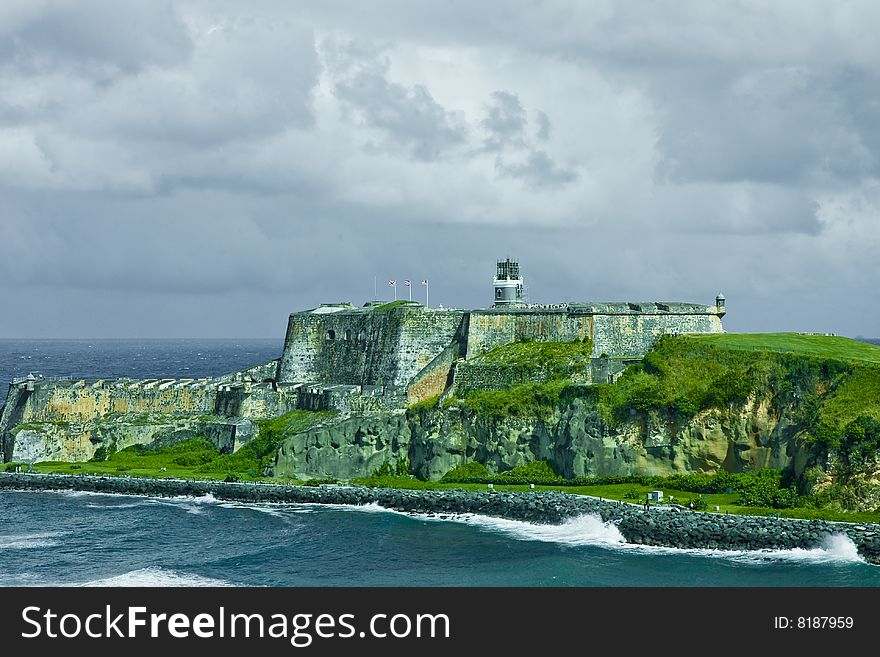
[86, 501, 150, 510]
[0, 531, 67, 550]
[443, 512, 627, 546]
[146, 493, 221, 515]
[603, 530, 865, 565]
[331, 504, 868, 564]
[217, 501, 299, 518]
[723, 533, 864, 564]
[77, 567, 234, 587]
[335, 503, 628, 546]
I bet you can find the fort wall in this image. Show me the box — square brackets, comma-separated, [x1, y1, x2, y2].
[590, 311, 723, 357]
[278, 306, 466, 388]
[465, 309, 592, 358]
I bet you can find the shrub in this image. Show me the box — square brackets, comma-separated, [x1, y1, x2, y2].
[370, 459, 410, 478]
[687, 496, 708, 511]
[735, 470, 800, 508]
[441, 461, 489, 482]
[496, 460, 562, 484]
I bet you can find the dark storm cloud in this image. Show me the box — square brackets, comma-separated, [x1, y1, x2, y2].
[495, 151, 578, 190]
[481, 91, 528, 150]
[0, 1, 191, 74]
[1, 1, 879, 338]
[328, 39, 466, 161]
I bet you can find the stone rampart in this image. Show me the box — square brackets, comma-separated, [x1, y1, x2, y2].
[278, 305, 466, 389]
[590, 311, 723, 358]
[465, 309, 592, 358]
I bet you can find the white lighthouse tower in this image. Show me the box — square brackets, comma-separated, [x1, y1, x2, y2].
[493, 258, 526, 307]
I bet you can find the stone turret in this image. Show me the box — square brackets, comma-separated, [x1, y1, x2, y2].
[716, 293, 726, 317]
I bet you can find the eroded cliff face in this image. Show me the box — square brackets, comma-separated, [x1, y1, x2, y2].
[269, 391, 819, 481]
[5, 415, 259, 463]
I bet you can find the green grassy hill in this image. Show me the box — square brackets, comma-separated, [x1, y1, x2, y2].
[596, 333, 880, 429]
[680, 333, 880, 364]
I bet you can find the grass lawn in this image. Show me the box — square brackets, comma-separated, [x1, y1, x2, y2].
[683, 333, 880, 365]
[350, 477, 880, 524]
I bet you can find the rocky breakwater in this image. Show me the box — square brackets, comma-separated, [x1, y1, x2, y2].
[3, 473, 879, 564]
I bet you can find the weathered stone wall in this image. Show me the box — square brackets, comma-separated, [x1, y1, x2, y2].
[590, 312, 723, 358]
[0, 375, 294, 464]
[217, 358, 281, 383]
[12, 379, 218, 423]
[453, 362, 553, 390]
[214, 382, 296, 419]
[278, 306, 466, 388]
[465, 310, 592, 358]
[451, 358, 629, 392]
[407, 344, 461, 405]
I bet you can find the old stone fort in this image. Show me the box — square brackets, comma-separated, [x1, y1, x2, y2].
[1, 260, 725, 462]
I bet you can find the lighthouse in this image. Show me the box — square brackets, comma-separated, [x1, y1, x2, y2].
[493, 259, 526, 307]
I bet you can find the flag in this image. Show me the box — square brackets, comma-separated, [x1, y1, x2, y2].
[421, 280, 428, 285]
[388, 280, 396, 286]
[403, 280, 411, 287]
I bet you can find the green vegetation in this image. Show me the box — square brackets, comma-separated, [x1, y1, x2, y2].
[351, 458, 418, 488]
[12, 420, 71, 435]
[474, 338, 594, 374]
[684, 333, 880, 364]
[203, 410, 335, 478]
[408, 394, 441, 412]
[455, 333, 880, 430]
[440, 461, 489, 481]
[458, 380, 591, 421]
[588, 334, 880, 430]
[439, 461, 801, 508]
[371, 300, 411, 312]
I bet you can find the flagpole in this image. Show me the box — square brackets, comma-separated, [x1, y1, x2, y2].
[374, 276, 377, 299]
[408, 284, 412, 302]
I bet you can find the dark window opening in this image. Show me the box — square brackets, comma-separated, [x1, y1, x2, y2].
[345, 329, 352, 341]
[326, 330, 336, 340]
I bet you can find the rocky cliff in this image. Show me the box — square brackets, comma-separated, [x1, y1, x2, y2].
[269, 390, 815, 482]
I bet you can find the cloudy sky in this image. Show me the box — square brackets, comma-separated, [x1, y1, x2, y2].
[1, 0, 878, 338]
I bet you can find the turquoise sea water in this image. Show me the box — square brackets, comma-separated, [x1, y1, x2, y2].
[1, 490, 879, 587]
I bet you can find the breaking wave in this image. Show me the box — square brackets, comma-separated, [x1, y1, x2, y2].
[0, 531, 67, 550]
[77, 567, 234, 587]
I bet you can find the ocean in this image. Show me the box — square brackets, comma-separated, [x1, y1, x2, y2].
[1, 338, 879, 587]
